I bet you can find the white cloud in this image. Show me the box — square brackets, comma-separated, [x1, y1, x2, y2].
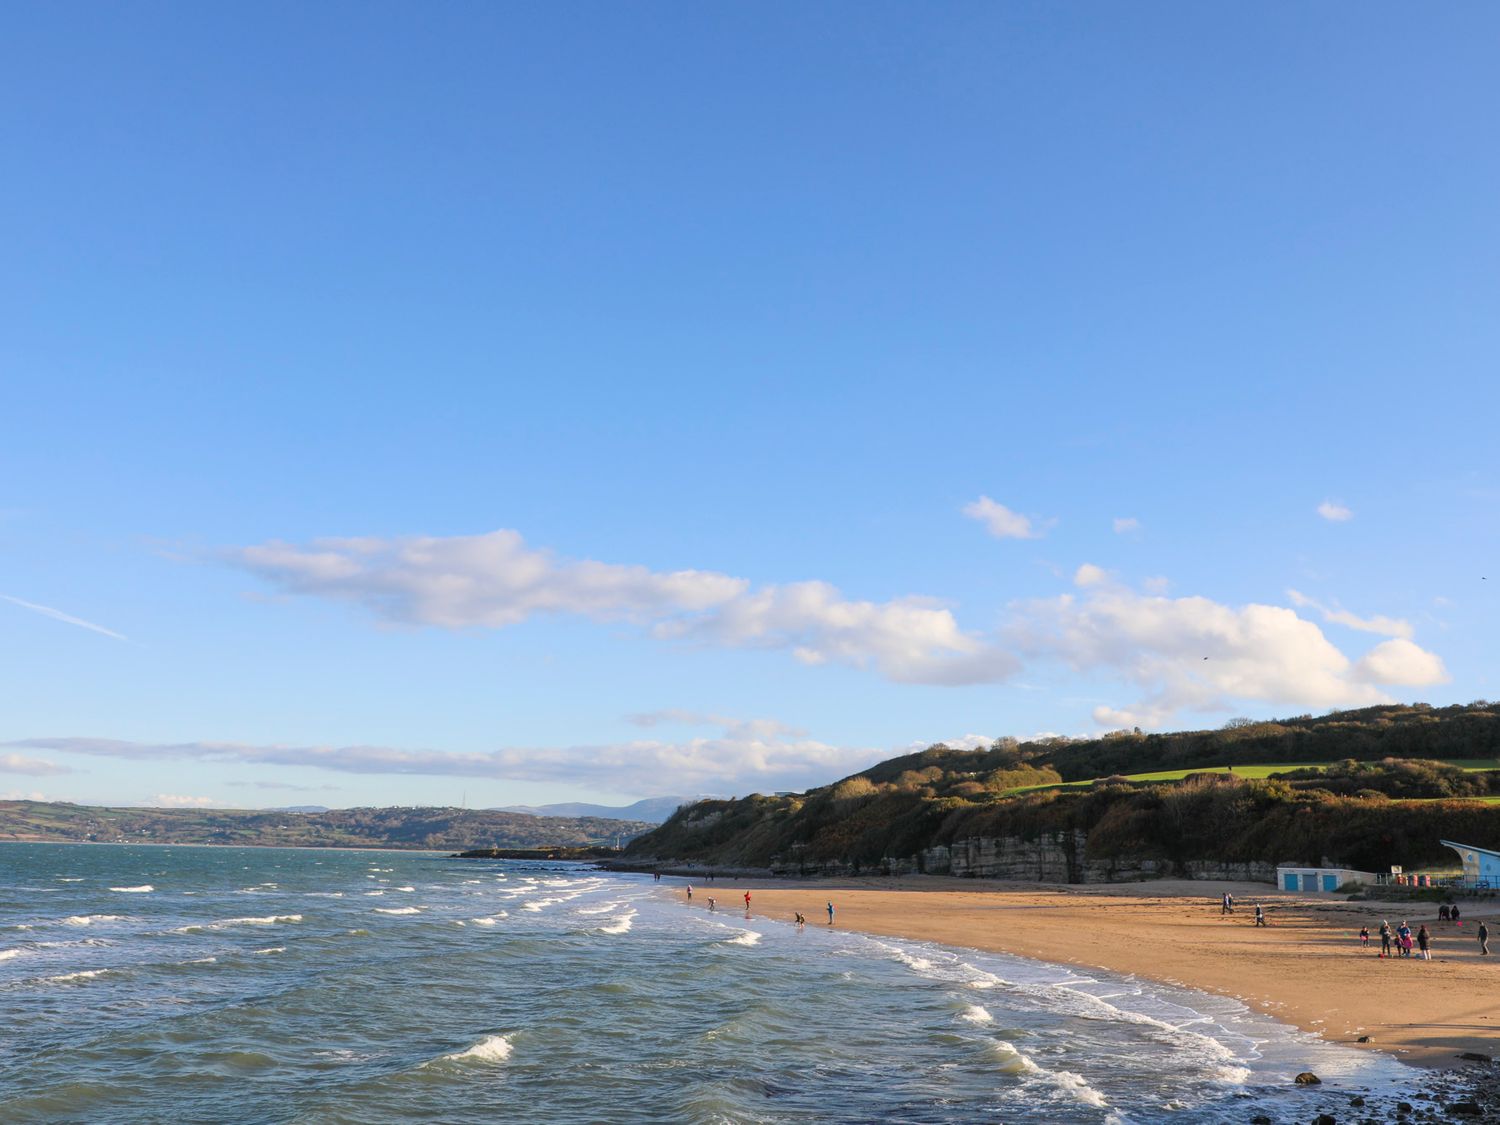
[152, 794, 222, 808]
[1112, 517, 1140, 534]
[1008, 573, 1449, 729]
[1142, 576, 1171, 595]
[226, 530, 1019, 687]
[5, 721, 890, 796]
[962, 496, 1045, 540]
[1354, 638, 1450, 686]
[1, 595, 128, 642]
[0, 752, 70, 777]
[1074, 563, 1109, 587]
[1317, 500, 1354, 522]
[1286, 589, 1414, 639]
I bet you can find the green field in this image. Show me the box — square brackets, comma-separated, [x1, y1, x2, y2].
[1006, 758, 1500, 796]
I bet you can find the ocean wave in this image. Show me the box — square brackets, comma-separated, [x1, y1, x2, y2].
[428, 1034, 513, 1066]
[988, 1040, 1039, 1075]
[253, 946, 287, 955]
[0, 948, 26, 962]
[373, 907, 421, 915]
[471, 913, 508, 926]
[56, 877, 84, 882]
[42, 969, 113, 984]
[61, 914, 126, 927]
[598, 912, 635, 935]
[724, 930, 760, 947]
[522, 898, 562, 912]
[394, 886, 415, 892]
[959, 1004, 993, 1025]
[173, 915, 302, 933]
[1046, 1069, 1109, 1109]
[110, 885, 154, 893]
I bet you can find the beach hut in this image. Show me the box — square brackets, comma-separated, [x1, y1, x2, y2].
[1439, 840, 1500, 889]
[1275, 865, 1378, 893]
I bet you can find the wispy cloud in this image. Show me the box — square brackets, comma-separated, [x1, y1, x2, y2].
[1, 595, 128, 642]
[151, 794, 222, 808]
[0, 752, 71, 777]
[1286, 589, 1414, 639]
[224, 530, 1019, 686]
[1316, 500, 1354, 522]
[963, 496, 1046, 540]
[1112, 517, 1141, 534]
[5, 723, 888, 796]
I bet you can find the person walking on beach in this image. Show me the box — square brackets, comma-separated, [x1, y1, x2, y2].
[743, 891, 752, 912]
[707, 896, 716, 912]
[1220, 892, 1234, 915]
[1439, 903, 1450, 922]
[1479, 920, 1490, 955]
[1452, 903, 1462, 925]
[1253, 903, 1265, 927]
[686, 885, 693, 901]
[1417, 924, 1431, 960]
[794, 912, 805, 927]
[1379, 921, 1392, 958]
[826, 901, 835, 925]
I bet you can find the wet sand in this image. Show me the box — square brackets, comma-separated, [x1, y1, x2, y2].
[670, 876, 1499, 1069]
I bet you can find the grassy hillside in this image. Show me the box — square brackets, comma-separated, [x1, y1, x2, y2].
[624, 702, 1500, 876]
[0, 800, 651, 851]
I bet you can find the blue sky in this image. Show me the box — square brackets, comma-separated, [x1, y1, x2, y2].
[3, 5, 1496, 809]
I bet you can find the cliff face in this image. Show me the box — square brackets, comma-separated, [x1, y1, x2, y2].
[755, 830, 1277, 884]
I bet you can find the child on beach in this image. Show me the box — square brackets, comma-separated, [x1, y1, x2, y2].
[707, 897, 716, 911]
[826, 901, 835, 925]
[686, 885, 692, 901]
[1359, 926, 1369, 948]
[1417, 924, 1430, 960]
[1379, 921, 1392, 957]
[1253, 904, 1265, 927]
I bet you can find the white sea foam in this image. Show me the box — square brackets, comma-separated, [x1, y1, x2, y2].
[394, 886, 415, 892]
[437, 1034, 513, 1065]
[43, 969, 111, 983]
[1048, 1069, 1109, 1109]
[364, 891, 385, 896]
[472, 914, 508, 926]
[598, 912, 635, 935]
[305, 892, 344, 898]
[575, 902, 622, 916]
[522, 898, 562, 912]
[173, 914, 301, 933]
[725, 930, 760, 947]
[62, 914, 125, 927]
[988, 1040, 1039, 1075]
[253, 946, 287, 955]
[959, 1004, 993, 1024]
[374, 907, 421, 915]
[110, 885, 153, 893]
[0, 948, 25, 962]
[57, 877, 84, 882]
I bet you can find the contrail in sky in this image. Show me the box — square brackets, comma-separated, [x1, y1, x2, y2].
[1, 595, 129, 642]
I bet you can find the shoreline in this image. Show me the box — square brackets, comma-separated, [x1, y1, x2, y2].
[661, 875, 1499, 1072]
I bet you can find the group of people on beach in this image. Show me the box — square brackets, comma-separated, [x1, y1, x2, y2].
[681, 883, 835, 927]
[1361, 907, 1491, 959]
[1220, 893, 1267, 926]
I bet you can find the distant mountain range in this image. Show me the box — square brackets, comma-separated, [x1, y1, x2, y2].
[496, 796, 693, 824]
[0, 800, 654, 851]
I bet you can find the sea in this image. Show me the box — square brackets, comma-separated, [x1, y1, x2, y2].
[0, 842, 1420, 1123]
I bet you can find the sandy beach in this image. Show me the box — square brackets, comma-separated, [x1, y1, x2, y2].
[670, 877, 1499, 1069]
